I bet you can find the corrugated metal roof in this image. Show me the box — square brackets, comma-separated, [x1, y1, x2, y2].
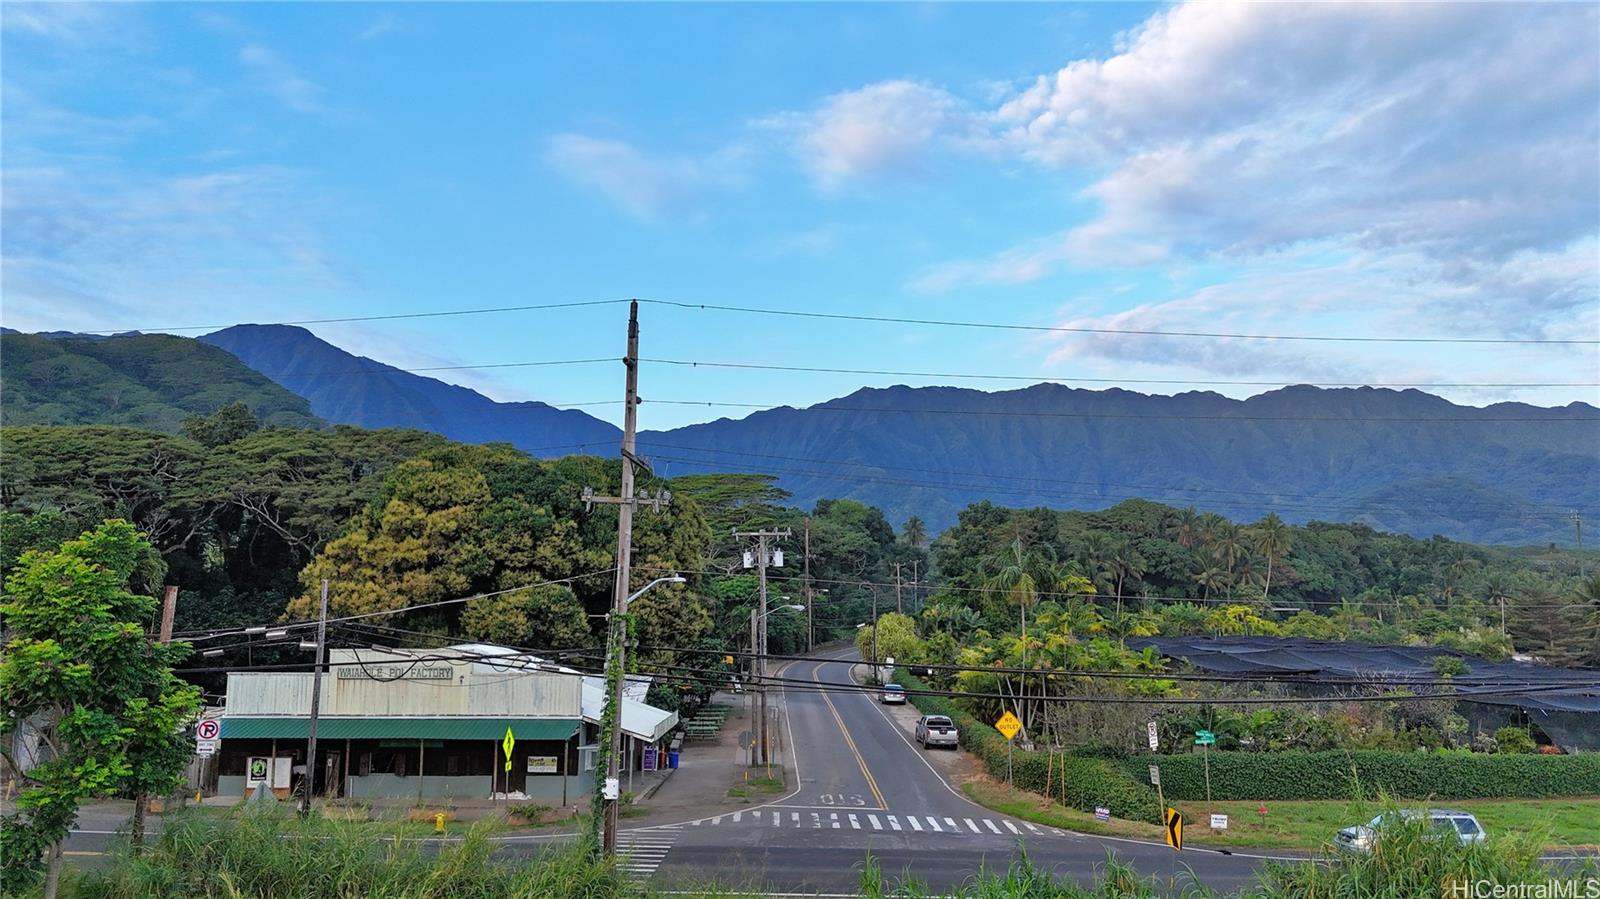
[220, 717, 579, 741]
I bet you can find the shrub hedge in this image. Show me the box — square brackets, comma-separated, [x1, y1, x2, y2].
[893, 670, 1161, 823]
[1120, 749, 1600, 801]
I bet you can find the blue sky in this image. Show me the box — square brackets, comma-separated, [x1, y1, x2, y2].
[3, 2, 1597, 429]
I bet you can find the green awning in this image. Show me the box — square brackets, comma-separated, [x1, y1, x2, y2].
[220, 717, 579, 741]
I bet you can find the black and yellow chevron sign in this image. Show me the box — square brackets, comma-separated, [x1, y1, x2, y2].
[1164, 807, 1183, 851]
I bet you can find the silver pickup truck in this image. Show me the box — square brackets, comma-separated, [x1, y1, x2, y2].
[915, 714, 959, 748]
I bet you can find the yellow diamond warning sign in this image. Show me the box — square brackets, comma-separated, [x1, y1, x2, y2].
[994, 710, 1022, 741]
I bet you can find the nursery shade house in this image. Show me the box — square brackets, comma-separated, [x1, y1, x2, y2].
[1130, 636, 1600, 753]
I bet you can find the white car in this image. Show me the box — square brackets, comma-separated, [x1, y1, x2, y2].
[915, 715, 959, 748]
[1335, 809, 1486, 854]
[879, 683, 907, 704]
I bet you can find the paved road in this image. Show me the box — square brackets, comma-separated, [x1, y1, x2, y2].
[631, 647, 1274, 894]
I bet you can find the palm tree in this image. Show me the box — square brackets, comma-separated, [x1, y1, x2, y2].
[1211, 523, 1246, 594]
[1168, 506, 1202, 548]
[1105, 537, 1147, 618]
[1196, 564, 1229, 601]
[901, 515, 927, 549]
[1249, 513, 1292, 604]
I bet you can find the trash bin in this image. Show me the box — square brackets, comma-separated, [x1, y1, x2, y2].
[667, 751, 680, 769]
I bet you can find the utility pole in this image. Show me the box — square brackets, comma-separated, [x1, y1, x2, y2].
[870, 586, 879, 676]
[910, 560, 919, 614]
[300, 579, 328, 818]
[132, 586, 181, 847]
[734, 528, 789, 768]
[803, 519, 813, 653]
[584, 301, 671, 859]
[1574, 512, 1586, 577]
[893, 563, 903, 614]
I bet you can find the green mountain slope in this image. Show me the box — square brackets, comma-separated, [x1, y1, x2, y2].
[0, 333, 321, 432]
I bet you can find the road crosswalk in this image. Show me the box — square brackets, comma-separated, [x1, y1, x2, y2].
[683, 808, 1064, 838]
[616, 826, 682, 879]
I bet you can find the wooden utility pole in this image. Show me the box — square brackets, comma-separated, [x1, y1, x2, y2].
[803, 519, 813, 652]
[733, 528, 789, 768]
[300, 579, 329, 818]
[131, 586, 181, 847]
[893, 563, 903, 614]
[584, 301, 670, 859]
[158, 585, 177, 645]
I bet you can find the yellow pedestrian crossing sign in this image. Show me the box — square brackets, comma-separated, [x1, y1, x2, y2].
[994, 710, 1022, 741]
[1164, 807, 1183, 850]
[502, 726, 515, 773]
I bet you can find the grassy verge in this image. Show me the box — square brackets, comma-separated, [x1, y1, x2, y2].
[963, 775, 1599, 852]
[727, 774, 787, 800]
[24, 803, 1598, 899]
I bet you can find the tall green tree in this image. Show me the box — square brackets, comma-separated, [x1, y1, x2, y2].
[1249, 512, 1292, 604]
[0, 521, 201, 899]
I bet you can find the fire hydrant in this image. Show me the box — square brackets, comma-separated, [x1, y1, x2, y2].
[434, 812, 446, 833]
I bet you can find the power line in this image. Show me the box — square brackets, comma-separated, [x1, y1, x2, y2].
[642, 358, 1600, 390]
[644, 399, 1600, 424]
[640, 299, 1600, 346]
[71, 299, 635, 335]
[644, 453, 1582, 520]
[641, 441, 1592, 514]
[46, 294, 1600, 345]
[630, 563, 1587, 611]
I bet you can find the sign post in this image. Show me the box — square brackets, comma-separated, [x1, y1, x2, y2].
[1194, 730, 1216, 802]
[1148, 764, 1166, 827]
[994, 710, 1022, 786]
[1146, 721, 1159, 753]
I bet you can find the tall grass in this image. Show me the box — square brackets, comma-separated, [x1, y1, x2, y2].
[57, 805, 645, 899]
[46, 803, 1600, 899]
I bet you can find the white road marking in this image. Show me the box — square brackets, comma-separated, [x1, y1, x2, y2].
[1023, 822, 1041, 834]
[908, 816, 923, 832]
[733, 811, 742, 823]
[868, 814, 883, 830]
[849, 814, 861, 829]
[964, 818, 980, 833]
[1003, 820, 1021, 834]
[888, 815, 902, 831]
[926, 817, 943, 832]
[945, 817, 959, 831]
[984, 819, 1002, 834]
[791, 812, 800, 825]
[831, 813, 840, 829]
[811, 813, 822, 829]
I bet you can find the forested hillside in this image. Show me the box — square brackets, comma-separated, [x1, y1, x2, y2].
[199, 324, 620, 449]
[643, 383, 1600, 545]
[0, 332, 321, 432]
[9, 328, 1597, 545]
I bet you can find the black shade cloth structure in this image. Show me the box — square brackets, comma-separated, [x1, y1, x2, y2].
[1128, 636, 1600, 752]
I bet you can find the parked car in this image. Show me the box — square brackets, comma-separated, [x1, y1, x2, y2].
[879, 683, 907, 704]
[1334, 809, 1486, 854]
[915, 714, 959, 748]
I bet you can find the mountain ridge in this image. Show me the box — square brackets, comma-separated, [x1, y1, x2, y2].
[8, 325, 1595, 544]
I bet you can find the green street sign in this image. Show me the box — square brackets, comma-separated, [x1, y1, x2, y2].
[1194, 730, 1217, 746]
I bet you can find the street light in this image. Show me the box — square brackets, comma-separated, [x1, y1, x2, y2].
[621, 575, 686, 612]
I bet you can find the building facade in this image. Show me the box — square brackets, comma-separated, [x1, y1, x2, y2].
[217, 646, 594, 802]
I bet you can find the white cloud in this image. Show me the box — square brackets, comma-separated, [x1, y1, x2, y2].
[1, 3, 120, 44]
[974, 2, 1598, 275]
[543, 134, 743, 220]
[794, 80, 960, 188]
[239, 44, 325, 114]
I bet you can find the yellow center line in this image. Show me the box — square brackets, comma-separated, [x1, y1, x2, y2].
[813, 660, 887, 810]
